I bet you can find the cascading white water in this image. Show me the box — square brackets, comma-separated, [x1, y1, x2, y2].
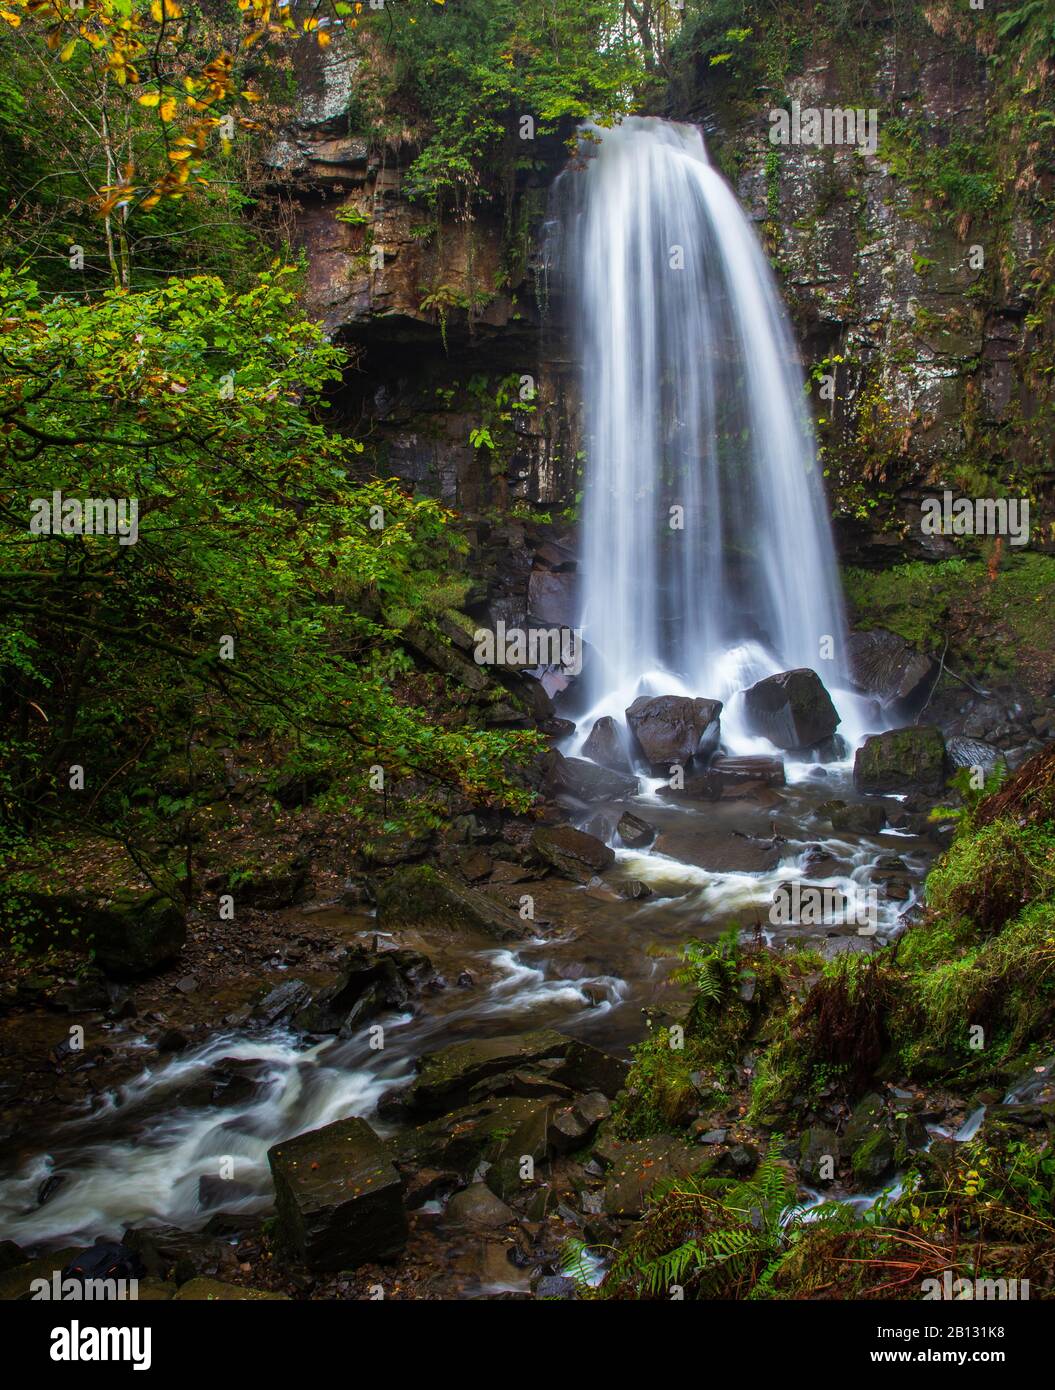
[547, 117, 861, 746]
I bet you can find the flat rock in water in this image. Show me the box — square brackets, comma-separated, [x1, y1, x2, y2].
[267, 1116, 408, 1271]
[531, 824, 615, 882]
[653, 828, 782, 874]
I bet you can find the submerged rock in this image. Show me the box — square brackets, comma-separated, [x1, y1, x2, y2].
[743, 669, 840, 752]
[531, 825, 614, 882]
[652, 827, 781, 874]
[853, 725, 949, 795]
[267, 1116, 408, 1270]
[582, 715, 633, 772]
[624, 695, 722, 772]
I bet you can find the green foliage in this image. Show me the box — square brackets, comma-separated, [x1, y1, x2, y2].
[348, 0, 645, 208]
[589, 1142, 799, 1299]
[0, 266, 541, 874]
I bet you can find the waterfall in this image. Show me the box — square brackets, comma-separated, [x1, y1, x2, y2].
[547, 117, 857, 741]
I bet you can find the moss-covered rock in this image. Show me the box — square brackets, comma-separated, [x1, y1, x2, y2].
[853, 725, 948, 796]
[375, 863, 528, 940]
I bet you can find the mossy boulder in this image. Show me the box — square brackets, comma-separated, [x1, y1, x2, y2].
[267, 1116, 408, 1271]
[853, 725, 949, 796]
[89, 891, 187, 976]
[225, 856, 309, 909]
[375, 864, 528, 940]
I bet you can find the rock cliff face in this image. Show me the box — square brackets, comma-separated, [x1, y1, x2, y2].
[269, 15, 1053, 580]
[265, 35, 582, 531]
[672, 7, 1054, 563]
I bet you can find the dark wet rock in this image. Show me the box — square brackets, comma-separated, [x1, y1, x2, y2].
[846, 629, 938, 709]
[541, 716, 577, 739]
[254, 978, 312, 1026]
[547, 1091, 611, 1154]
[811, 733, 851, 763]
[619, 879, 653, 901]
[385, 1096, 556, 1186]
[798, 1127, 841, 1185]
[449, 811, 503, 844]
[291, 945, 437, 1035]
[197, 1175, 256, 1210]
[653, 828, 781, 874]
[387, 1030, 629, 1120]
[743, 669, 840, 751]
[583, 716, 633, 772]
[854, 725, 949, 796]
[829, 802, 887, 835]
[531, 825, 614, 883]
[156, 1028, 190, 1054]
[713, 755, 787, 787]
[540, 750, 639, 802]
[122, 1225, 239, 1286]
[945, 737, 1007, 775]
[16, 889, 187, 978]
[267, 1116, 408, 1270]
[624, 695, 723, 772]
[458, 848, 494, 882]
[602, 1136, 708, 1217]
[485, 1098, 553, 1201]
[488, 861, 535, 886]
[226, 857, 309, 910]
[375, 865, 528, 941]
[0, 1241, 24, 1273]
[444, 1183, 516, 1228]
[340, 875, 376, 908]
[617, 811, 656, 848]
[722, 1143, 760, 1176]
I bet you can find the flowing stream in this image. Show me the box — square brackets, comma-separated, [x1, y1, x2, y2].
[1, 119, 931, 1266]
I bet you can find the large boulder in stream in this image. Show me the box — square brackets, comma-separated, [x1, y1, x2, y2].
[624, 695, 722, 773]
[267, 1116, 408, 1270]
[743, 669, 840, 752]
[531, 825, 614, 882]
[375, 864, 528, 941]
[582, 716, 633, 772]
[853, 725, 949, 796]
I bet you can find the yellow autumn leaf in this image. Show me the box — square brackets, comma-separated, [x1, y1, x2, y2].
[59, 37, 78, 61]
[0, 11, 22, 28]
[160, 97, 177, 120]
[317, 28, 330, 46]
[138, 91, 161, 106]
[168, 149, 192, 160]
